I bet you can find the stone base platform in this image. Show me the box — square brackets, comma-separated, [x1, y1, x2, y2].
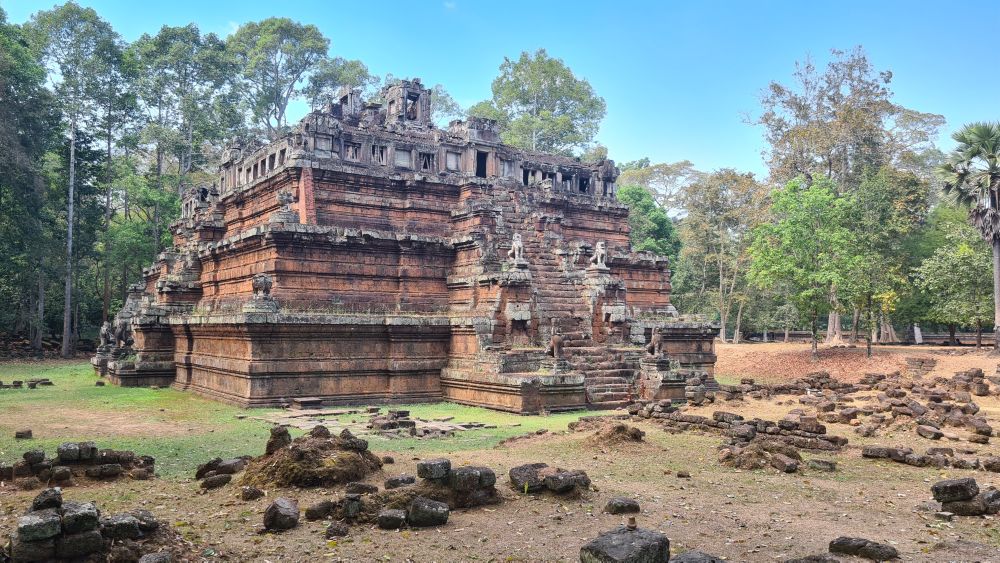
[440, 370, 586, 414]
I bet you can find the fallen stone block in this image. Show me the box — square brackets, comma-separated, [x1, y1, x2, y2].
[378, 508, 407, 529]
[604, 497, 641, 514]
[407, 496, 449, 527]
[580, 524, 670, 563]
[828, 536, 898, 560]
[931, 477, 979, 503]
[263, 497, 299, 531]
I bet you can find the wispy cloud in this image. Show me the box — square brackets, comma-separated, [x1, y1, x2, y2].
[443, 1, 457, 10]
[226, 21, 239, 36]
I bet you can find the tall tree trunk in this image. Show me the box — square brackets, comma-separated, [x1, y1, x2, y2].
[866, 295, 874, 359]
[850, 307, 861, 343]
[993, 239, 1000, 353]
[32, 274, 45, 355]
[783, 326, 790, 343]
[60, 118, 76, 358]
[733, 300, 745, 344]
[948, 325, 957, 346]
[810, 310, 818, 360]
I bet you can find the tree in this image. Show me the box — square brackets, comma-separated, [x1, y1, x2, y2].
[468, 49, 605, 155]
[754, 47, 944, 343]
[28, 1, 116, 357]
[0, 8, 60, 353]
[303, 56, 373, 111]
[841, 167, 928, 355]
[939, 121, 1000, 352]
[618, 160, 702, 210]
[679, 169, 768, 341]
[133, 24, 235, 193]
[227, 18, 329, 139]
[915, 227, 993, 349]
[749, 177, 851, 358]
[616, 185, 680, 261]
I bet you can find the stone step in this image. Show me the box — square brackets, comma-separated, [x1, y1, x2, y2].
[587, 400, 630, 410]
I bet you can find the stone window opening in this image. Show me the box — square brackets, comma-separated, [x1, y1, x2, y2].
[522, 168, 531, 186]
[501, 159, 515, 178]
[446, 151, 461, 172]
[419, 152, 435, 171]
[475, 151, 488, 178]
[580, 177, 590, 193]
[405, 92, 420, 120]
[371, 145, 387, 165]
[345, 142, 361, 161]
[278, 148, 286, 165]
[252, 162, 258, 179]
[394, 148, 412, 168]
[562, 174, 574, 191]
[268, 154, 276, 171]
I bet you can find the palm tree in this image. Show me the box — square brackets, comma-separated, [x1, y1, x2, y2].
[940, 122, 1000, 353]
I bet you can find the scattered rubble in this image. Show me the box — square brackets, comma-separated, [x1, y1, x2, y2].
[0, 442, 155, 489]
[508, 462, 591, 495]
[930, 477, 1000, 516]
[240, 427, 382, 488]
[3, 487, 202, 561]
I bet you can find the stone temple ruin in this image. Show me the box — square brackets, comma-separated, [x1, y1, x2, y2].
[92, 78, 716, 413]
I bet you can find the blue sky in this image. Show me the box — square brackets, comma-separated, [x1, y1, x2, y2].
[6, 0, 999, 177]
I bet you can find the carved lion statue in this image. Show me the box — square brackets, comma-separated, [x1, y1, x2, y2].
[590, 241, 607, 268]
[507, 233, 524, 262]
[546, 332, 564, 360]
[252, 273, 273, 298]
[113, 318, 134, 348]
[99, 321, 114, 348]
[645, 332, 665, 357]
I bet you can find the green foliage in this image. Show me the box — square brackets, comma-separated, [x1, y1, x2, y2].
[616, 185, 680, 260]
[227, 17, 329, 138]
[914, 226, 993, 330]
[469, 49, 606, 155]
[675, 169, 767, 339]
[749, 176, 851, 341]
[618, 160, 701, 209]
[303, 56, 373, 111]
[840, 167, 929, 338]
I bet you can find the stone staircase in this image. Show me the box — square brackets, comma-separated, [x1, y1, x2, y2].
[519, 234, 637, 409]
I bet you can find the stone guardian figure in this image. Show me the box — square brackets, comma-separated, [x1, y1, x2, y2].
[590, 241, 608, 269]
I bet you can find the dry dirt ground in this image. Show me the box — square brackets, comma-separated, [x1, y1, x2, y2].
[2, 343, 1000, 562]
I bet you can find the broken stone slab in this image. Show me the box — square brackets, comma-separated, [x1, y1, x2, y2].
[449, 466, 496, 492]
[916, 425, 943, 440]
[828, 537, 898, 560]
[509, 462, 549, 492]
[385, 474, 416, 489]
[62, 501, 100, 534]
[200, 474, 231, 490]
[407, 496, 449, 527]
[770, 453, 799, 473]
[416, 458, 451, 480]
[31, 487, 62, 511]
[55, 529, 104, 559]
[931, 477, 979, 503]
[100, 513, 142, 540]
[14, 428, 32, 439]
[604, 497, 641, 514]
[579, 524, 670, 563]
[345, 482, 379, 495]
[263, 497, 299, 531]
[305, 500, 336, 521]
[18, 509, 62, 542]
[378, 508, 407, 529]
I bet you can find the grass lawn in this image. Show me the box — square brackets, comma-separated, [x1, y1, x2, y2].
[0, 361, 610, 478]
